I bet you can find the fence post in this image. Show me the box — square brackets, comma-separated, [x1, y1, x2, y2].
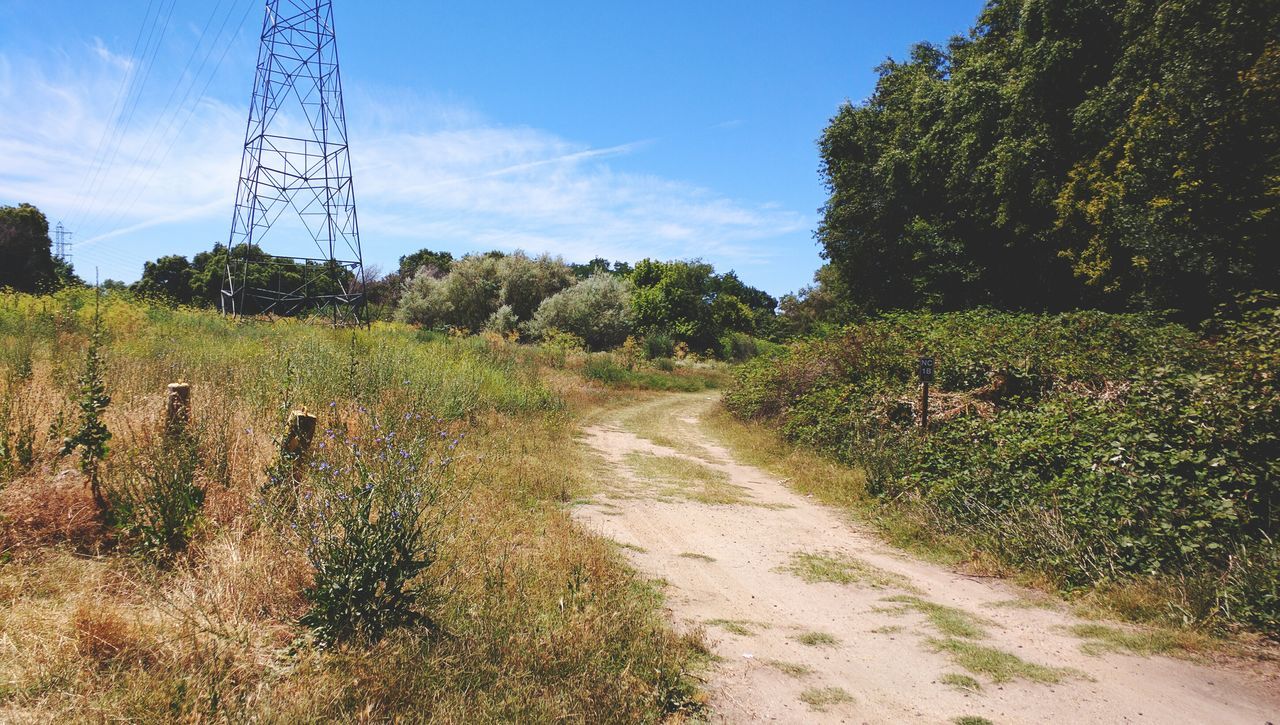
[166, 382, 191, 433]
[283, 409, 318, 482]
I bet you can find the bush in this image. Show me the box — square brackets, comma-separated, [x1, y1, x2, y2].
[106, 429, 204, 561]
[396, 252, 575, 332]
[484, 305, 519, 336]
[527, 274, 633, 350]
[642, 331, 675, 359]
[287, 409, 459, 645]
[726, 303, 1280, 632]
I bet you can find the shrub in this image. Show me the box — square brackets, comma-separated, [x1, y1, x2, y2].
[484, 305, 520, 336]
[287, 410, 459, 645]
[642, 331, 675, 359]
[106, 428, 204, 561]
[397, 252, 575, 332]
[528, 273, 633, 350]
[63, 302, 111, 509]
[726, 303, 1279, 632]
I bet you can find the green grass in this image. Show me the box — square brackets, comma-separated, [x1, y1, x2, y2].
[926, 638, 1078, 684]
[953, 717, 995, 725]
[581, 355, 726, 392]
[0, 289, 709, 722]
[883, 595, 988, 639]
[763, 659, 813, 678]
[624, 451, 749, 505]
[798, 687, 854, 712]
[778, 551, 910, 589]
[1069, 623, 1181, 657]
[792, 631, 839, 647]
[939, 672, 983, 693]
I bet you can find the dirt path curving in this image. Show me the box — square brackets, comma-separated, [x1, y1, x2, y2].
[571, 392, 1280, 724]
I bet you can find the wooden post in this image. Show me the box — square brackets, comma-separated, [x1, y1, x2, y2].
[921, 379, 930, 433]
[283, 409, 318, 482]
[166, 382, 191, 432]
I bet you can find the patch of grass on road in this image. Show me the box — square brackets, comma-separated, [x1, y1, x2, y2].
[793, 631, 840, 647]
[939, 672, 983, 693]
[624, 451, 749, 505]
[799, 687, 853, 712]
[926, 638, 1079, 684]
[678, 552, 716, 562]
[705, 619, 764, 636]
[763, 659, 813, 678]
[779, 551, 910, 589]
[883, 595, 988, 639]
[1069, 623, 1183, 657]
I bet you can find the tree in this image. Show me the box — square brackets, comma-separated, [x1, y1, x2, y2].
[527, 273, 633, 350]
[817, 0, 1279, 318]
[0, 203, 60, 292]
[398, 248, 454, 279]
[628, 259, 776, 353]
[132, 255, 195, 304]
[396, 251, 574, 331]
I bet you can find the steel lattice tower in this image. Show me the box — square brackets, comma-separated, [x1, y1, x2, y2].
[223, 0, 366, 324]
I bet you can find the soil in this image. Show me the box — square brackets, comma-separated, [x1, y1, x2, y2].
[572, 393, 1280, 724]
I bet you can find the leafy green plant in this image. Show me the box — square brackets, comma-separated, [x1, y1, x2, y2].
[63, 300, 111, 509]
[106, 429, 204, 561]
[287, 410, 461, 645]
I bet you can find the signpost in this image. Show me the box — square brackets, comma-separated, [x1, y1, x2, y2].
[918, 355, 934, 433]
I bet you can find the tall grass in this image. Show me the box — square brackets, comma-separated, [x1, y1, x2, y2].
[0, 289, 704, 721]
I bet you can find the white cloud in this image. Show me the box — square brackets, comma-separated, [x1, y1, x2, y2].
[0, 42, 808, 278]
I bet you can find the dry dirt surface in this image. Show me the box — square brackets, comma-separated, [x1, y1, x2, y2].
[572, 393, 1280, 725]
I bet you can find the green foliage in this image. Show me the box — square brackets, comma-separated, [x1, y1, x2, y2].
[288, 410, 458, 646]
[133, 243, 349, 311]
[727, 301, 1279, 632]
[628, 259, 777, 355]
[0, 203, 70, 293]
[818, 1, 1279, 318]
[397, 248, 454, 279]
[132, 254, 195, 305]
[569, 257, 632, 279]
[106, 429, 204, 562]
[528, 273, 633, 350]
[397, 252, 574, 332]
[63, 303, 111, 507]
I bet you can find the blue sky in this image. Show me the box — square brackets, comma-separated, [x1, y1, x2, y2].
[0, 0, 984, 297]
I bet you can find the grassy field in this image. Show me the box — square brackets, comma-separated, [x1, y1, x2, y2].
[0, 290, 705, 722]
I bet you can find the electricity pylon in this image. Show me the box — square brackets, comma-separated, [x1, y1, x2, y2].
[222, 0, 366, 325]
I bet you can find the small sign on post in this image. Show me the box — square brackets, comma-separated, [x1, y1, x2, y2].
[918, 355, 935, 433]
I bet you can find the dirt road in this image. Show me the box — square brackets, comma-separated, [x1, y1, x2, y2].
[572, 393, 1280, 724]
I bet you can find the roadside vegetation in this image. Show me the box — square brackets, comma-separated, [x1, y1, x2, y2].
[0, 288, 706, 721]
[724, 302, 1280, 637]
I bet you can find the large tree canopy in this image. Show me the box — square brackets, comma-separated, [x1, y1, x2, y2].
[0, 203, 68, 292]
[818, 0, 1279, 318]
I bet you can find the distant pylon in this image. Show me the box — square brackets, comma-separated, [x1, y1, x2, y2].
[53, 222, 72, 264]
[222, 0, 366, 325]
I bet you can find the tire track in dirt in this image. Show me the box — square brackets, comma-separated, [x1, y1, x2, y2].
[571, 392, 1280, 724]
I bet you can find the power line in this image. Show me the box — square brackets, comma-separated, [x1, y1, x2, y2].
[80, 0, 234, 239]
[81, 0, 257, 246]
[65, 0, 161, 230]
[74, 0, 179, 237]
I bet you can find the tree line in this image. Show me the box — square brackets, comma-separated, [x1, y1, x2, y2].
[815, 0, 1278, 319]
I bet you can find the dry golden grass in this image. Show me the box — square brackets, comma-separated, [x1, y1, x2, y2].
[0, 290, 706, 722]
